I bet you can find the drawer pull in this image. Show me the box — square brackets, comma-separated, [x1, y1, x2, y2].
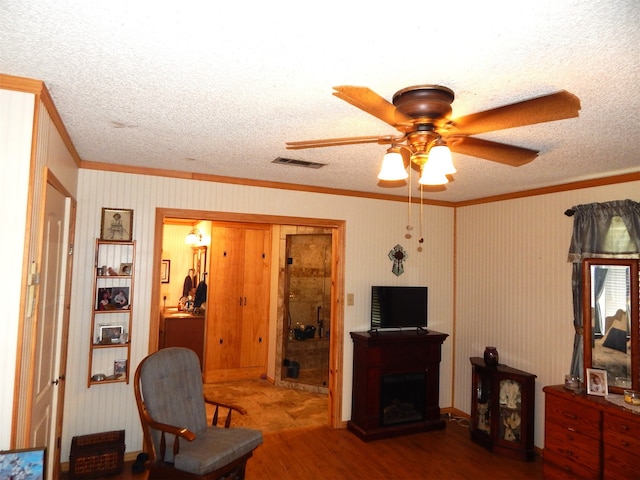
[620, 424, 630, 431]
[562, 412, 578, 420]
[567, 427, 576, 432]
[621, 440, 630, 447]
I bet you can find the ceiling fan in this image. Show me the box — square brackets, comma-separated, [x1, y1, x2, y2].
[286, 85, 581, 185]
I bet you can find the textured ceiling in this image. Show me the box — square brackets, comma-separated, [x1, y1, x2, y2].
[1, 1, 639, 202]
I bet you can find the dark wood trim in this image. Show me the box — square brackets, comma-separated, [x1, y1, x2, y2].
[454, 171, 640, 207]
[80, 159, 640, 207]
[81, 160, 456, 205]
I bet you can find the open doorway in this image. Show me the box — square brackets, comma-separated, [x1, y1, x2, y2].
[149, 208, 345, 429]
[278, 232, 332, 393]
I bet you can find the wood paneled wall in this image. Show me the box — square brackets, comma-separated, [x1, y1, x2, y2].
[455, 181, 640, 447]
[0, 89, 35, 448]
[62, 169, 455, 461]
[61, 165, 640, 459]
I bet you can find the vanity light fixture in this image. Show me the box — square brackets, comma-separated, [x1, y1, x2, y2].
[185, 228, 202, 245]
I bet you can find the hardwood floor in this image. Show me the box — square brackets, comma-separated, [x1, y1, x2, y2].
[65, 418, 543, 479]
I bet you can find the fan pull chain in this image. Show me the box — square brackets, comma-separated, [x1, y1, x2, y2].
[406, 165, 413, 239]
[418, 187, 424, 252]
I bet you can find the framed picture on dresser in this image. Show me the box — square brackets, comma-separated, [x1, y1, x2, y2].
[586, 368, 608, 396]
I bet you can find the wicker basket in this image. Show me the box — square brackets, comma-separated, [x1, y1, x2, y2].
[69, 430, 125, 479]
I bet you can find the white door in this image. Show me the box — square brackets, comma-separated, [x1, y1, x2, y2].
[30, 182, 71, 479]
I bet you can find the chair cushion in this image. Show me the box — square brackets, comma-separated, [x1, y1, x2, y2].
[174, 426, 263, 476]
[140, 347, 209, 434]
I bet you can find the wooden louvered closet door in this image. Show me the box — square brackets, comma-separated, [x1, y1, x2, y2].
[204, 222, 270, 382]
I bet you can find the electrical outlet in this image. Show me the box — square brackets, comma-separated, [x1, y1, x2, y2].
[347, 293, 354, 306]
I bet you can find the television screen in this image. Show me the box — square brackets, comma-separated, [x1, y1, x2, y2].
[370, 286, 428, 330]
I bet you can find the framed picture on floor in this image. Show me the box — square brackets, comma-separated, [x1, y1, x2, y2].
[0, 447, 45, 479]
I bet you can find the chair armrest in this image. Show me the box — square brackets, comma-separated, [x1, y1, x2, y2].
[146, 418, 197, 441]
[204, 395, 247, 428]
[143, 416, 197, 461]
[204, 396, 248, 415]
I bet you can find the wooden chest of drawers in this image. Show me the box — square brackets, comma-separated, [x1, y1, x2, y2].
[543, 385, 640, 479]
[602, 410, 640, 479]
[543, 389, 601, 479]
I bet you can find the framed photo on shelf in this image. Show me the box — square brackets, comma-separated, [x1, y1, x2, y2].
[110, 287, 130, 309]
[99, 325, 123, 344]
[586, 368, 608, 396]
[114, 359, 127, 376]
[161, 259, 171, 283]
[100, 207, 133, 241]
[0, 447, 45, 479]
[119, 263, 133, 276]
[96, 287, 114, 311]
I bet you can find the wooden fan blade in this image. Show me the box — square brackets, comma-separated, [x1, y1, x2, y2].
[447, 136, 538, 166]
[286, 135, 394, 150]
[333, 86, 413, 127]
[451, 90, 581, 135]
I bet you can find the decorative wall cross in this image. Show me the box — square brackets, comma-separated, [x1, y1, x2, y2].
[388, 244, 407, 276]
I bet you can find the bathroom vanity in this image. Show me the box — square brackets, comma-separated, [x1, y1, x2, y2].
[159, 309, 205, 371]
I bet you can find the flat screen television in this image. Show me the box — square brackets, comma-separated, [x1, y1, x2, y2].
[370, 286, 428, 331]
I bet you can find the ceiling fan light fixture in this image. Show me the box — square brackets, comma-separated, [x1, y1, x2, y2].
[428, 140, 456, 174]
[377, 149, 408, 180]
[288, 84, 580, 193]
[418, 158, 449, 186]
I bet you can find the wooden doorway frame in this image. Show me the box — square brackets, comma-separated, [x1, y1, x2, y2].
[149, 208, 345, 429]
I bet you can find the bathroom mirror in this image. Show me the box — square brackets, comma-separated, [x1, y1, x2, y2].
[582, 258, 639, 394]
[192, 246, 207, 285]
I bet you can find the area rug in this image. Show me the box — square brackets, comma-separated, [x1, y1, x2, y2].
[203, 379, 328, 434]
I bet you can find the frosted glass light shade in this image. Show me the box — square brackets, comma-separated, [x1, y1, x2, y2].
[186, 229, 201, 244]
[377, 151, 408, 180]
[428, 144, 456, 174]
[419, 160, 449, 185]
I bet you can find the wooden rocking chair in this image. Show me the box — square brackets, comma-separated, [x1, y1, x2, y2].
[134, 347, 263, 479]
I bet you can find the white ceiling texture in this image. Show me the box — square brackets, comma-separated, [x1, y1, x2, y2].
[1, 1, 639, 202]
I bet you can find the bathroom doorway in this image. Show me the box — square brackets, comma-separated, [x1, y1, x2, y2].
[280, 233, 331, 392]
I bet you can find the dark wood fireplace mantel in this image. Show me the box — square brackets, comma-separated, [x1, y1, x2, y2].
[348, 330, 448, 441]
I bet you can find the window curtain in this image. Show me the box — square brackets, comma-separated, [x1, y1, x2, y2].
[567, 199, 640, 378]
[592, 267, 608, 337]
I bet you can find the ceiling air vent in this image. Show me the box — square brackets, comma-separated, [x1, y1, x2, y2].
[272, 157, 326, 169]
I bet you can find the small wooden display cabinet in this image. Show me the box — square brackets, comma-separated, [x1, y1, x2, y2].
[88, 239, 135, 386]
[469, 357, 536, 461]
